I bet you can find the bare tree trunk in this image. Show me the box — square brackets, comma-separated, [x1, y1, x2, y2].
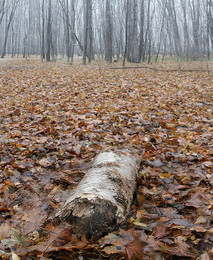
[165, 0, 182, 57]
[70, 0, 75, 63]
[23, 33, 27, 58]
[41, 0, 45, 60]
[65, 0, 71, 62]
[142, 0, 151, 62]
[139, 0, 145, 62]
[0, 0, 6, 25]
[1, 0, 20, 58]
[57, 0, 76, 63]
[190, 0, 200, 59]
[114, 1, 124, 61]
[82, 0, 93, 64]
[181, 0, 190, 59]
[126, 0, 139, 63]
[83, 0, 88, 65]
[207, 0, 213, 51]
[133, 0, 139, 62]
[155, 1, 166, 63]
[46, 0, 52, 62]
[11, 22, 14, 58]
[55, 149, 141, 238]
[206, 1, 211, 60]
[105, 0, 113, 63]
[147, 31, 152, 63]
[123, 0, 129, 66]
[87, 0, 93, 63]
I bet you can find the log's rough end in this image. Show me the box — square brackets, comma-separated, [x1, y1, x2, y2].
[55, 149, 141, 238]
[59, 196, 120, 238]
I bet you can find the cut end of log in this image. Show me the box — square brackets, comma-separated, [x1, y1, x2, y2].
[59, 196, 120, 238]
[55, 149, 141, 238]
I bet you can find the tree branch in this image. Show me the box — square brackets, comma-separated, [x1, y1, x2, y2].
[108, 66, 213, 72]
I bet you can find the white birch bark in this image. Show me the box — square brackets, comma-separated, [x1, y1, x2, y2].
[56, 149, 141, 238]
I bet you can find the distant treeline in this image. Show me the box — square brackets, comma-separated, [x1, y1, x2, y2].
[0, 0, 212, 64]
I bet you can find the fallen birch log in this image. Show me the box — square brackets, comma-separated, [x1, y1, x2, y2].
[55, 149, 141, 238]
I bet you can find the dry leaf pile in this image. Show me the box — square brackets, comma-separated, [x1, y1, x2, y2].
[0, 60, 212, 259]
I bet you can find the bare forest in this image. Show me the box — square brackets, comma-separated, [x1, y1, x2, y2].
[1, 0, 213, 62]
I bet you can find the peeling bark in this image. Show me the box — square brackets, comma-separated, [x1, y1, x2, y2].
[55, 149, 141, 238]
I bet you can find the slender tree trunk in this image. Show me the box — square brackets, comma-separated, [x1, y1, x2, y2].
[105, 0, 113, 63]
[155, 2, 166, 63]
[11, 22, 14, 58]
[83, 0, 88, 65]
[190, 0, 200, 59]
[83, 0, 93, 65]
[41, 0, 45, 60]
[181, 0, 190, 59]
[65, 0, 71, 62]
[46, 0, 52, 62]
[165, 0, 182, 57]
[142, 0, 151, 62]
[207, 1, 213, 50]
[139, 0, 145, 62]
[70, 0, 75, 63]
[206, 1, 211, 60]
[132, 0, 139, 62]
[147, 31, 152, 63]
[23, 33, 27, 58]
[0, 0, 6, 25]
[87, 0, 93, 63]
[123, 0, 129, 66]
[1, 0, 20, 58]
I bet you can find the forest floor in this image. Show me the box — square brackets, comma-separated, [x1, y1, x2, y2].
[0, 59, 212, 259]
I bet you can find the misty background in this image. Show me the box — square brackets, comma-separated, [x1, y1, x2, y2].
[0, 0, 212, 64]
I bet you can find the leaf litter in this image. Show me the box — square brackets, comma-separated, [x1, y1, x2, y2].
[0, 60, 212, 259]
